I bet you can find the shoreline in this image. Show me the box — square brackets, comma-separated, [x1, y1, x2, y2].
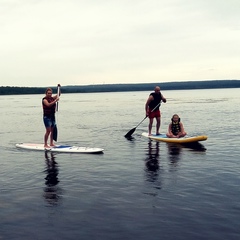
[1, 79, 240, 95]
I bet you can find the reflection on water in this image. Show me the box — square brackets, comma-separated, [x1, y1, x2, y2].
[183, 142, 207, 152]
[43, 152, 62, 206]
[145, 141, 160, 184]
[168, 143, 182, 166]
[168, 142, 206, 167]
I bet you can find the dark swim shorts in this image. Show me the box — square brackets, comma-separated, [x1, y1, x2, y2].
[43, 116, 56, 128]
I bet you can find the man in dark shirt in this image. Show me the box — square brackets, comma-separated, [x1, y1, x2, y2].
[145, 86, 166, 135]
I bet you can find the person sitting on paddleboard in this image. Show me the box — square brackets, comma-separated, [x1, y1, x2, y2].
[42, 85, 61, 148]
[166, 114, 187, 138]
[145, 86, 166, 136]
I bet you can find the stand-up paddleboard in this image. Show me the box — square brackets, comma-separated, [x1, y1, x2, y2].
[142, 132, 207, 144]
[16, 143, 104, 154]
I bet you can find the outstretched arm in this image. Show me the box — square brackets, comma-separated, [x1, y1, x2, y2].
[161, 93, 167, 103]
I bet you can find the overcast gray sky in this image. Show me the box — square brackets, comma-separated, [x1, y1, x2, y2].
[1, 0, 239, 87]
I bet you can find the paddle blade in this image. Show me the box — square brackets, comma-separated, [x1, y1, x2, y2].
[53, 125, 58, 142]
[124, 128, 136, 138]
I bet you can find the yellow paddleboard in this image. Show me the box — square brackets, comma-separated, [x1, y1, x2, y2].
[141, 132, 207, 143]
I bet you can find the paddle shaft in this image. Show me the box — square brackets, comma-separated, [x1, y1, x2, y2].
[56, 85, 60, 111]
[53, 84, 60, 142]
[124, 102, 161, 137]
[136, 101, 161, 127]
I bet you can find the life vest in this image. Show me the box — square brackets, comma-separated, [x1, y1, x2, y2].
[171, 120, 181, 136]
[42, 97, 56, 118]
[149, 92, 162, 111]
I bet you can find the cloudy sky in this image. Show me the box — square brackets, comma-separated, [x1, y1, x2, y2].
[1, 0, 239, 87]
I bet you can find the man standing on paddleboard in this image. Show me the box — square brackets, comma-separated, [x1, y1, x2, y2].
[42, 85, 61, 148]
[145, 86, 166, 136]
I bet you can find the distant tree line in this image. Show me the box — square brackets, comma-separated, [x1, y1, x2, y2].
[0, 80, 240, 95]
[0, 86, 45, 95]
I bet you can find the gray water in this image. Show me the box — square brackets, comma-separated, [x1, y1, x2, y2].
[0, 88, 240, 240]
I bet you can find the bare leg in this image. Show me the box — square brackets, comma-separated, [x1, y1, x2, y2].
[178, 132, 187, 138]
[166, 133, 178, 138]
[50, 127, 55, 146]
[156, 117, 160, 135]
[148, 118, 154, 135]
[44, 127, 51, 147]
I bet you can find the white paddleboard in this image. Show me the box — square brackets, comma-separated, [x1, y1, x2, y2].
[142, 132, 207, 144]
[16, 143, 104, 154]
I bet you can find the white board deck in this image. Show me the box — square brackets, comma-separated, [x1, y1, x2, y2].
[16, 143, 104, 153]
[141, 132, 207, 143]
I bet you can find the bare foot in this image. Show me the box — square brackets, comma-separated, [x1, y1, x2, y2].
[44, 145, 50, 148]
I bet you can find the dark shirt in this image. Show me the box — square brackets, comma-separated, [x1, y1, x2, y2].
[149, 92, 162, 111]
[42, 97, 56, 118]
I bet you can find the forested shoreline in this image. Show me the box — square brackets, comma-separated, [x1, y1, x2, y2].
[0, 80, 240, 95]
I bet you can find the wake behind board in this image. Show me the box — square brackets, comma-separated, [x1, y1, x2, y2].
[141, 132, 207, 144]
[16, 143, 104, 154]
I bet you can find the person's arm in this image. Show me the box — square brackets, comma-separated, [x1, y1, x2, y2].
[161, 93, 167, 103]
[167, 123, 172, 134]
[180, 122, 184, 131]
[145, 95, 153, 115]
[179, 122, 186, 135]
[43, 98, 59, 107]
[166, 123, 173, 137]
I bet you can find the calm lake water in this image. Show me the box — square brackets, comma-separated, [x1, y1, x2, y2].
[0, 88, 240, 240]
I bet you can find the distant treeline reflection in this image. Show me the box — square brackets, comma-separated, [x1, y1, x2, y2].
[1, 80, 239, 95]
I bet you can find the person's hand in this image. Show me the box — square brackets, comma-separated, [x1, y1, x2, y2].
[58, 84, 61, 87]
[55, 97, 60, 102]
[162, 99, 166, 103]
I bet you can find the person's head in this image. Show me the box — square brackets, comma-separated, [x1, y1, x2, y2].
[45, 88, 53, 97]
[171, 114, 180, 123]
[154, 86, 160, 93]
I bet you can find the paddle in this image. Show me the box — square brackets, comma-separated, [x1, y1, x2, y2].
[124, 102, 161, 138]
[53, 84, 60, 142]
